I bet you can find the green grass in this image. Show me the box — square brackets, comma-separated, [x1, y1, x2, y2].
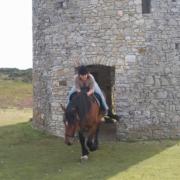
[0, 79, 32, 108]
[0, 110, 180, 180]
[1, 79, 180, 179]
[0, 108, 32, 126]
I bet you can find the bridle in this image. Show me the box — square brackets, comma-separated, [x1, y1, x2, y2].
[65, 133, 74, 138]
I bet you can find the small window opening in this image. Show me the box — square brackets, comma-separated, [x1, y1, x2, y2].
[142, 0, 151, 14]
[56, 0, 69, 9]
[175, 43, 180, 50]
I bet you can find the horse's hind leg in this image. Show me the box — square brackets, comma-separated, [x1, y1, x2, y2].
[87, 139, 98, 151]
[87, 126, 100, 151]
[79, 131, 89, 158]
[94, 126, 100, 148]
[87, 138, 94, 151]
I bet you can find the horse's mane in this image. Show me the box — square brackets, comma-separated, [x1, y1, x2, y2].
[65, 102, 77, 124]
[65, 88, 98, 124]
[74, 91, 91, 121]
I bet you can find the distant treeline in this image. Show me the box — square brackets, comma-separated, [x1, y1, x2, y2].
[0, 68, 32, 83]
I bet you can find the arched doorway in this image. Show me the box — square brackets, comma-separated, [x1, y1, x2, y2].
[87, 65, 116, 141]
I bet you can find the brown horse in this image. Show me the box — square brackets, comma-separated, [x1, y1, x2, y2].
[61, 89, 102, 160]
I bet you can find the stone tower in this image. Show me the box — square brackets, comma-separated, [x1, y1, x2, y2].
[33, 0, 180, 140]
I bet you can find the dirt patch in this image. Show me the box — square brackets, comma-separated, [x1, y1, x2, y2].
[16, 97, 33, 109]
[99, 122, 117, 142]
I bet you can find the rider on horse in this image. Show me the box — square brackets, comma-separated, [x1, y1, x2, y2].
[67, 65, 109, 115]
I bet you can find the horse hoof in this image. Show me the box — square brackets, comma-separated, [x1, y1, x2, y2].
[81, 155, 88, 161]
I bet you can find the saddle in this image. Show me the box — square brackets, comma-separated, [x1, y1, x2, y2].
[69, 90, 105, 112]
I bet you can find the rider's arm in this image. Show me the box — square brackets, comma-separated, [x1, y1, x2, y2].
[74, 75, 81, 92]
[87, 74, 95, 96]
[87, 88, 94, 96]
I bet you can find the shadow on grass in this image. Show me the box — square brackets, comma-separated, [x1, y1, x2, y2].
[0, 122, 179, 180]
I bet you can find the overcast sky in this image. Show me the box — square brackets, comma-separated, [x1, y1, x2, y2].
[0, 0, 32, 70]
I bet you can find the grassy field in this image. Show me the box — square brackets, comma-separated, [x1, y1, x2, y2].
[0, 79, 32, 108]
[1, 78, 180, 179]
[0, 108, 32, 126]
[0, 112, 180, 180]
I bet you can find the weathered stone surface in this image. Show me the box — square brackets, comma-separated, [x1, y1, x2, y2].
[33, 0, 180, 140]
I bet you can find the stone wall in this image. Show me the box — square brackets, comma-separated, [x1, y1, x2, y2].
[33, 0, 180, 140]
[116, 0, 180, 140]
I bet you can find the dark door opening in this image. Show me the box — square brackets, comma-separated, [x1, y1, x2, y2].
[87, 65, 115, 112]
[87, 65, 116, 141]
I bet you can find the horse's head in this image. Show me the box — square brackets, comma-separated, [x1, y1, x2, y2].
[61, 104, 79, 145]
[61, 90, 93, 145]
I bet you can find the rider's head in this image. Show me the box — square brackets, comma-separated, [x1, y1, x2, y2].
[78, 65, 88, 75]
[78, 65, 89, 81]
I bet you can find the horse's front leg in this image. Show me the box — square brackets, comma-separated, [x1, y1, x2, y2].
[78, 131, 89, 160]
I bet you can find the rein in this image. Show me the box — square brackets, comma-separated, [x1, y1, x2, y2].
[65, 133, 74, 138]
